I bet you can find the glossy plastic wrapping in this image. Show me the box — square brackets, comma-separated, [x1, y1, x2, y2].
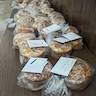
[49, 41, 72, 59]
[42, 75, 71, 96]
[17, 62, 53, 91]
[65, 58, 94, 90]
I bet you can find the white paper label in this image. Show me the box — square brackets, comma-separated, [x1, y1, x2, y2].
[53, 37, 70, 43]
[27, 40, 48, 48]
[22, 58, 48, 73]
[51, 57, 77, 76]
[63, 32, 82, 41]
[42, 24, 62, 34]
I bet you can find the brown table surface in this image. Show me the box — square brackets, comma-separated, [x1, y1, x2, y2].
[0, 28, 96, 96]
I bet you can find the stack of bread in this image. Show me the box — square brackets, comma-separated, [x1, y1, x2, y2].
[11, 0, 93, 92]
[17, 61, 53, 91]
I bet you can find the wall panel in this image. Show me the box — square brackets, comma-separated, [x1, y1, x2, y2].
[49, 0, 96, 55]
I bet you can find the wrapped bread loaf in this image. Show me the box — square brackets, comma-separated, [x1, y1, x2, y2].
[19, 47, 47, 64]
[70, 39, 83, 50]
[14, 15, 35, 34]
[40, 5, 54, 15]
[62, 25, 79, 34]
[13, 33, 36, 49]
[41, 30, 63, 45]
[48, 11, 65, 24]
[33, 15, 51, 32]
[16, 15, 34, 25]
[25, 4, 41, 17]
[18, 39, 48, 64]
[40, 0, 51, 7]
[65, 58, 94, 90]
[14, 25, 35, 34]
[17, 0, 32, 8]
[62, 30, 83, 50]
[49, 41, 72, 59]
[14, 9, 31, 22]
[17, 61, 53, 91]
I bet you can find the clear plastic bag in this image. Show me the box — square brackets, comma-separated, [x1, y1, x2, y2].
[14, 25, 35, 35]
[48, 11, 66, 24]
[65, 58, 95, 90]
[40, 5, 54, 15]
[49, 41, 72, 59]
[40, 30, 63, 45]
[19, 47, 48, 65]
[25, 6, 41, 18]
[70, 39, 83, 50]
[13, 33, 36, 49]
[42, 75, 71, 96]
[17, 62, 53, 91]
[33, 15, 51, 32]
[14, 9, 32, 22]
[62, 25, 79, 34]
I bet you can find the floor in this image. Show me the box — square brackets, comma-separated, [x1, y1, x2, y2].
[0, 0, 96, 96]
[0, 28, 96, 96]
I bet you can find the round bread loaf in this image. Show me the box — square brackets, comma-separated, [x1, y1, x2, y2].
[49, 41, 72, 59]
[13, 33, 36, 49]
[48, 11, 65, 24]
[65, 58, 94, 90]
[17, 61, 53, 91]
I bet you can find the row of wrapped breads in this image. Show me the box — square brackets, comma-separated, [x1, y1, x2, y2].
[11, 0, 94, 92]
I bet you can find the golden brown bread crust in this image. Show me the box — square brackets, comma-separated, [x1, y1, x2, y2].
[70, 39, 82, 50]
[50, 42, 72, 53]
[49, 42, 72, 59]
[62, 26, 79, 34]
[13, 33, 36, 48]
[48, 11, 65, 24]
[15, 25, 35, 33]
[65, 58, 94, 90]
[33, 16, 51, 32]
[20, 47, 46, 58]
[14, 14, 35, 33]
[19, 62, 53, 82]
